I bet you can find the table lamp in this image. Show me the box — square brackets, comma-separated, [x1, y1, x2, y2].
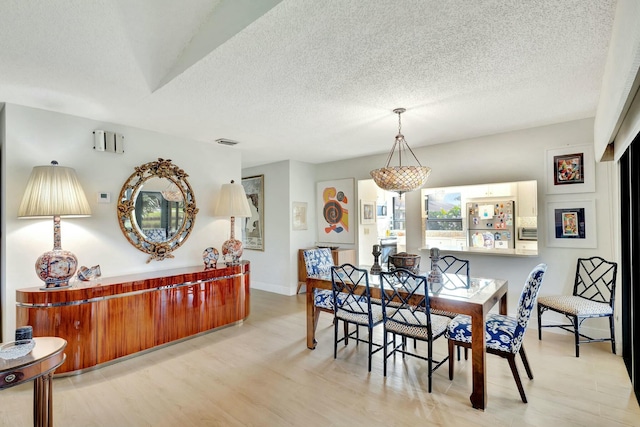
[213, 180, 252, 264]
[18, 161, 91, 289]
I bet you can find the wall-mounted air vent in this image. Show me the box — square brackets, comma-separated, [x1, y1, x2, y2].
[215, 138, 239, 146]
[93, 130, 124, 154]
[518, 227, 538, 241]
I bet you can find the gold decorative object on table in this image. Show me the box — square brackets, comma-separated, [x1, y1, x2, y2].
[370, 108, 431, 195]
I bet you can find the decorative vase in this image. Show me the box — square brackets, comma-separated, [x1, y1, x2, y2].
[203, 247, 219, 269]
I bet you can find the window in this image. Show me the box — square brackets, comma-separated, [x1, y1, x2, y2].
[425, 192, 462, 231]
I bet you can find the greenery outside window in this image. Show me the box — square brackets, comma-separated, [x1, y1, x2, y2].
[425, 192, 462, 231]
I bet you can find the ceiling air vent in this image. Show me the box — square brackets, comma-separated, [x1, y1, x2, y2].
[215, 138, 239, 146]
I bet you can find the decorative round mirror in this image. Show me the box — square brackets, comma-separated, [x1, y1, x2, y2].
[117, 158, 198, 262]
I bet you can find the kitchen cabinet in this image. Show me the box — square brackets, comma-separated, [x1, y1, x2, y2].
[517, 180, 538, 216]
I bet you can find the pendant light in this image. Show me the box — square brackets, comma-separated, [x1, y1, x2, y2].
[370, 108, 431, 195]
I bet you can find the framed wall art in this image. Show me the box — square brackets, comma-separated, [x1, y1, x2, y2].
[360, 200, 376, 225]
[545, 144, 596, 194]
[241, 175, 264, 251]
[317, 178, 355, 244]
[292, 201, 308, 230]
[546, 199, 597, 248]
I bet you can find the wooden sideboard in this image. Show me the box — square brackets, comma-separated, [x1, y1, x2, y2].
[16, 262, 250, 375]
[297, 248, 356, 293]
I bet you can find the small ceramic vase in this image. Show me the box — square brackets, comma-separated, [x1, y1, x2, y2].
[203, 247, 219, 269]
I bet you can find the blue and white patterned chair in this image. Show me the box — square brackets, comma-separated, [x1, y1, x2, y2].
[445, 263, 547, 403]
[537, 256, 617, 357]
[331, 264, 384, 372]
[303, 248, 349, 329]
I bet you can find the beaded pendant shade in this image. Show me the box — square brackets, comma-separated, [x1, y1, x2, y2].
[370, 108, 431, 195]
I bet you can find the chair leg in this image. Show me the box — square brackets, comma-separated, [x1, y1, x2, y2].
[574, 315, 580, 357]
[609, 315, 616, 354]
[383, 330, 389, 376]
[333, 318, 339, 360]
[314, 309, 321, 333]
[368, 326, 373, 372]
[344, 321, 349, 346]
[427, 336, 433, 393]
[506, 354, 528, 403]
[448, 340, 455, 380]
[464, 348, 468, 360]
[537, 304, 542, 340]
[519, 346, 533, 380]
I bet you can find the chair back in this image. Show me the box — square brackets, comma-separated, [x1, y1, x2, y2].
[379, 268, 432, 331]
[303, 248, 334, 278]
[438, 255, 470, 290]
[573, 256, 618, 308]
[330, 264, 374, 321]
[512, 263, 547, 351]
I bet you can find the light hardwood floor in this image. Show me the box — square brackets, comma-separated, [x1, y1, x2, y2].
[2, 289, 639, 426]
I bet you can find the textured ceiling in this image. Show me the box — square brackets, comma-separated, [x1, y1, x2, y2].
[0, 0, 617, 168]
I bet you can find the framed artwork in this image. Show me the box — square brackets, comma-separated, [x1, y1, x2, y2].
[317, 178, 355, 244]
[546, 199, 597, 248]
[545, 144, 595, 194]
[360, 200, 376, 224]
[241, 175, 264, 251]
[292, 201, 308, 230]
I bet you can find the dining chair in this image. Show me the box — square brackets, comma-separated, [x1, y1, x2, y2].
[537, 256, 617, 357]
[379, 268, 451, 393]
[430, 254, 470, 361]
[330, 264, 384, 371]
[303, 248, 344, 331]
[445, 263, 547, 403]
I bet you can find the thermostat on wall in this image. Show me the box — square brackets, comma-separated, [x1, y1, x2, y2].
[97, 192, 111, 203]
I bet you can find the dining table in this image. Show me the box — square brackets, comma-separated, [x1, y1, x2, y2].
[306, 271, 508, 410]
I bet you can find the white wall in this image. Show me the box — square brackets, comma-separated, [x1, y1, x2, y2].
[289, 160, 318, 291]
[357, 179, 380, 264]
[315, 118, 620, 344]
[242, 160, 317, 295]
[241, 161, 290, 294]
[1, 104, 241, 340]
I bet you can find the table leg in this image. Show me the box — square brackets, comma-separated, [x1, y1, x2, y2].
[306, 283, 317, 349]
[469, 308, 487, 410]
[33, 372, 53, 427]
[499, 292, 508, 315]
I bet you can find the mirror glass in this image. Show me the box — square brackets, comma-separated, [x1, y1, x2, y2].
[134, 177, 185, 242]
[117, 158, 198, 262]
[421, 180, 538, 256]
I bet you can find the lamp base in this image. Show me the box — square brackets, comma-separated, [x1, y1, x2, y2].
[35, 249, 78, 289]
[221, 238, 243, 265]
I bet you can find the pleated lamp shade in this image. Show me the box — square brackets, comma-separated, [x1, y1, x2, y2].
[18, 162, 91, 218]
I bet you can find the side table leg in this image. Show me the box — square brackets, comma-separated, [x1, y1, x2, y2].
[33, 372, 54, 427]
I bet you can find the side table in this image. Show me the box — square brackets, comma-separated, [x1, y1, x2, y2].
[0, 337, 67, 427]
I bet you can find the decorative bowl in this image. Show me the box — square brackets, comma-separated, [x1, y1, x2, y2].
[0, 339, 35, 360]
[389, 252, 421, 274]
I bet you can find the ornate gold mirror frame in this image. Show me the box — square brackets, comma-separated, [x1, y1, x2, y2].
[117, 158, 198, 262]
